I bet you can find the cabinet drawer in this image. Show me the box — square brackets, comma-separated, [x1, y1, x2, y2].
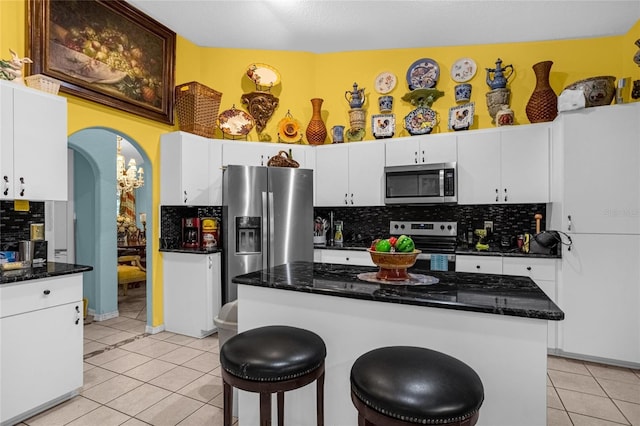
[319, 250, 374, 267]
[455, 256, 503, 274]
[502, 258, 556, 281]
[0, 275, 83, 318]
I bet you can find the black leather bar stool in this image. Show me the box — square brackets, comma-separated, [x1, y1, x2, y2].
[220, 325, 326, 426]
[350, 346, 484, 426]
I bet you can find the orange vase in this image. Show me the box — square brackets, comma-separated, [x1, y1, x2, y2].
[525, 61, 558, 123]
[306, 98, 327, 145]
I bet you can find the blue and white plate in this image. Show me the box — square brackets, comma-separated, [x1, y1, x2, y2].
[404, 107, 437, 135]
[406, 58, 440, 90]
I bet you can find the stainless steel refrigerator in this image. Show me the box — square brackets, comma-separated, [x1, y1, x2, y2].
[222, 165, 314, 303]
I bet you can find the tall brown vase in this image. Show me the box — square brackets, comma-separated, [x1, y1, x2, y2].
[526, 61, 558, 123]
[306, 98, 327, 145]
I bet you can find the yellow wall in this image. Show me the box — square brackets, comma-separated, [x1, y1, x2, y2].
[2, 0, 639, 326]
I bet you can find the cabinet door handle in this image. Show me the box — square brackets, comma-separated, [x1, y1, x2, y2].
[422, 150, 425, 163]
[476, 265, 480, 269]
[75, 305, 81, 324]
[504, 188, 508, 202]
[526, 266, 532, 271]
[414, 152, 418, 164]
[183, 190, 188, 204]
[350, 193, 354, 205]
[344, 193, 348, 205]
[567, 215, 572, 231]
[19, 177, 25, 197]
[2, 175, 8, 196]
[43, 289, 51, 295]
[495, 188, 499, 202]
[208, 256, 212, 269]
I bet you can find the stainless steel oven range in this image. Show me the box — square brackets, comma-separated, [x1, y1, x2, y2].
[389, 221, 457, 271]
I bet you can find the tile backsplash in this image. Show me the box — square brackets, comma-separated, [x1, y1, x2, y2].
[0, 201, 45, 251]
[314, 204, 547, 247]
[159, 203, 546, 249]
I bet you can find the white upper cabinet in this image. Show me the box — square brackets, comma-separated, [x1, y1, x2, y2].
[222, 141, 308, 169]
[0, 81, 67, 201]
[457, 124, 550, 205]
[552, 103, 640, 234]
[160, 132, 223, 205]
[315, 141, 385, 206]
[385, 133, 457, 166]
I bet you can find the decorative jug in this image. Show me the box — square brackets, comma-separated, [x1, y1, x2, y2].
[306, 98, 327, 145]
[486, 58, 514, 90]
[345, 82, 366, 109]
[331, 125, 345, 143]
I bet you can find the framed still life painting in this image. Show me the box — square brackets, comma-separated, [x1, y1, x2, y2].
[28, 0, 176, 124]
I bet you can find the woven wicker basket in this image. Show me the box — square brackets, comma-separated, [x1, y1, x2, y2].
[24, 74, 61, 95]
[175, 82, 222, 138]
[267, 150, 299, 168]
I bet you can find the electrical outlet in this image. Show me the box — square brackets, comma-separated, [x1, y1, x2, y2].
[484, 221, 494, 233]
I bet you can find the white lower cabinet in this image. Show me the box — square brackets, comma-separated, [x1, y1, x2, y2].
[163, 252, 222, 338]
[314, 249, 374, 266]
[559, 234, 640, 364]
[455, 255, 503, 274]
[456, 255, 560, 350]
[0, 275, 83, 426]
[502, 257, 559, 351]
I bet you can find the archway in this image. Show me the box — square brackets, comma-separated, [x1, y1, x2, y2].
[68, 127, 153, 327]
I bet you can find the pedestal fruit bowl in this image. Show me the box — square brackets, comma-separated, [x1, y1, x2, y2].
[367, 249, 421, 281]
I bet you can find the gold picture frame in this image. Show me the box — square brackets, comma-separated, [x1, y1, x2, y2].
[28, 0, 176, 124]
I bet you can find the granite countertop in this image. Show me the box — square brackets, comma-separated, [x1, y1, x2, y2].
[315, 244, 561, 259]
[0, 262, 94, 284]
[159, 248, 222, 254]
[232, 261, 564, 321]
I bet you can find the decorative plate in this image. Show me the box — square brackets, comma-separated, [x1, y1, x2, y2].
[277, 111, 303, 144]
[404, 106, 438, 135]
[450, 57, 477, 83]
[218, 107, 255, 136]
[372, 114, 395, 139]
[374, 71, 397, 94]
[246, 63, 281, 88]
[406, 58, 440, 90]
[448, 102, 475, 131]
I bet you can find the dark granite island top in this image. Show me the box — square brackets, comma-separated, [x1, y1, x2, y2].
[232, 261, 564, 321]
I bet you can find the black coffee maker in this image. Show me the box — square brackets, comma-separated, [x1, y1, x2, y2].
[182, 218, 201, 249]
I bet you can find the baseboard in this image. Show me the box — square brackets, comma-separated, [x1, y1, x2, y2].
[146, 324, 165, 335]
[90, 309, 119, 322]
[553, 349, 640, 369]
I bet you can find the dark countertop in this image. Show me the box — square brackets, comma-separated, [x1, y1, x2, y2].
[0, 262, 94, 284]
[314, 245, 561, 259]
[232, 261, 564, 321]
[160, 248, 222, 254]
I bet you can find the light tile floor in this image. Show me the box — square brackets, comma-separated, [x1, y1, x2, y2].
[17, 284, 640, 425]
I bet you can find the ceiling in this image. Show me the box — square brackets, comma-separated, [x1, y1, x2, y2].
[125, 1, 640, 53]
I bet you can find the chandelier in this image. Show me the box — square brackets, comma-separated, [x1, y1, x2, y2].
[117, 136, 144, 193]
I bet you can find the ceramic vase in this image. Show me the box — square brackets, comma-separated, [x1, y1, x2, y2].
[306, 98, 327, 145]
[525, 61, 558, 123]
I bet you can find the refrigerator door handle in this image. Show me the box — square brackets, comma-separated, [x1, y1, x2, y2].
[268, 191, 275, 268]
[262, 191, 268, 270]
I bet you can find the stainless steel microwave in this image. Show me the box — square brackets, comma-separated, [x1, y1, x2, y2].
[384, 162, 457, 204]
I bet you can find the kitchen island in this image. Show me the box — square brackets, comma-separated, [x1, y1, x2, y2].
[232, 261, 563, 426]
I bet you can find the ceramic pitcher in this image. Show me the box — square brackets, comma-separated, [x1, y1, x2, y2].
[486, 58, 513, 90]
[345, 82, 366, 109]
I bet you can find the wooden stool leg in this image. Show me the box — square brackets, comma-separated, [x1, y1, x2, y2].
[317, 371, 325, 426]
[277, 391, 284, 426]
[223, 380, 233, 426]
[260, 392, 272, 426]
